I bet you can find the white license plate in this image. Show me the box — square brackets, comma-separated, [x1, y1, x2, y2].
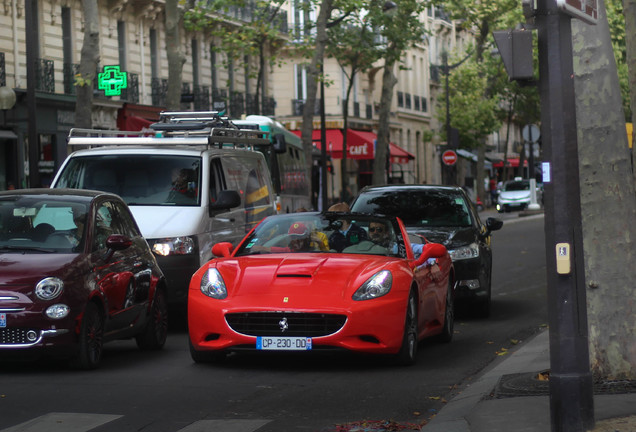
[256, 336, 312, 351]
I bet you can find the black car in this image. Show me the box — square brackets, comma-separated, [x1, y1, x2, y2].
[0, 189, 168, 369]
[351, 185, 503, 317]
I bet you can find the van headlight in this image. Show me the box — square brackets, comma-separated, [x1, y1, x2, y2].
[151, 237, 196, 256]
[448, 243, 479, 261]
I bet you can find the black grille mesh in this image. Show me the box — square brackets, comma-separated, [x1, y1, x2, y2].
[0, 328, 39, 345]
[226, 312, 346, 337]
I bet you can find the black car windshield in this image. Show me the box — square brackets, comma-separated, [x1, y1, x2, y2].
[54, 155, 202, 206]
[351, 190, 472, 228]
[0, 198, 89, 253]
[234, 213, 408, 258]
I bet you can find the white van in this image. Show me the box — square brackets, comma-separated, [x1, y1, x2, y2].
[50, 111, 277, 304]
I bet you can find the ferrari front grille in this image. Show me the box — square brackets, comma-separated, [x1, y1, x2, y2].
[225, 312, 347, 337]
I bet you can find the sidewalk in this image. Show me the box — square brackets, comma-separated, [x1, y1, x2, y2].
[421, 329, 636, 432]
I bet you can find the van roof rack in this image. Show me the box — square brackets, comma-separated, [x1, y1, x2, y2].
[67, 111, 270, 149]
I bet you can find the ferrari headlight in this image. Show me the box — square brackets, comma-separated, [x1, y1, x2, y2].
[353, 270, 392, 301]
[200, 268, 227, 299]
[448, 243, 479, 261]
[35, 277, 64, 300]
[151, 237, 196, 256]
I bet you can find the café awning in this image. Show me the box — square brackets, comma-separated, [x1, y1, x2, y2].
[294, 129, 415, 163]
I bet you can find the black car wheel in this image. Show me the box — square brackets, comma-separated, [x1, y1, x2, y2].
[136, 288, 168, 350]
[395, 290, 418, 366]
[73, 302, 104, 370]
[436, 280, 455, 343]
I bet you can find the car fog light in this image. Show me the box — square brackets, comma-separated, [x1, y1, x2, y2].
[26, 330, 38, 342]
[46, 304, 70, 319]
[459, 279, 480, 289]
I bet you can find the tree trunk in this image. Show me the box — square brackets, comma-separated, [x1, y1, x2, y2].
[373, 58, 397, 185]
[624, 0, 636, 177]
[75, 0, 99, 129]
[573, 0, 636, 380]
[301, 0, 334, 208]
[165, 0, 186, 111]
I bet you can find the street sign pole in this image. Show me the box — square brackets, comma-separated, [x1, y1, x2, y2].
[536, 0, 595, 430]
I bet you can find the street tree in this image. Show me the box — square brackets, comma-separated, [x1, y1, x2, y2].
[624, 0, 636, 147]
[184, 0, 289, 116]
[431, 0, 522, 196]
[326, 9, 383, 201]
[165, 0, 190, 110]
[437, 57, 501, 195]
[572, 0, 636, 380]
[370, 0, 427, 185]
[75, 0, 99, 128]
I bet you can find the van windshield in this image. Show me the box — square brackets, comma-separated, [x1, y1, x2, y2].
[54, 155, 202, 206]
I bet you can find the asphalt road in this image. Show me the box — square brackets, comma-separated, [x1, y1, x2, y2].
[0, 211, 548, 432]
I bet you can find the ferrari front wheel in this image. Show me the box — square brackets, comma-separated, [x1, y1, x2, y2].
[395, 290, 418, 366]
[436, 280, 455, 343]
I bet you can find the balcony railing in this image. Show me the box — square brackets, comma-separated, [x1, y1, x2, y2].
[0, 52, 5, 87]
[151, 77, 168, 107]
[36, 58, 55, 93]
[63, 63, 79, 94]
[245, 93, 258, 114]
[229, 91, 245, 117]
[262, 96, 276, 117]
[212, 87, 228, 111]
[120, 73, 139, 103]
[291, 99, 320, 116]
[194, 85, 210, 110]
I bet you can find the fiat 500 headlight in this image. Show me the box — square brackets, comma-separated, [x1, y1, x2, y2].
[35, 277, 64, 300]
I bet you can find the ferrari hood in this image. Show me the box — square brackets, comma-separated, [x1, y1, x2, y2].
[215, 254, 394, 302]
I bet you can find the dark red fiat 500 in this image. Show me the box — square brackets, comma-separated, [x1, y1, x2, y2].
[0, 189, 168, 369]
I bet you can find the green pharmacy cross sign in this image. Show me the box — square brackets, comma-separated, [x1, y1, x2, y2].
[98, 66, 128, 96]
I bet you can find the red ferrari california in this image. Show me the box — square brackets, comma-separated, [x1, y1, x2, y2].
[188, 212, 454, 365]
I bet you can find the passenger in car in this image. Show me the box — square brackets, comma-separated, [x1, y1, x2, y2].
[327, 202, 368, 252]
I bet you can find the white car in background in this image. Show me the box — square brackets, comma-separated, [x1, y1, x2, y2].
[496, 178, 543, 212]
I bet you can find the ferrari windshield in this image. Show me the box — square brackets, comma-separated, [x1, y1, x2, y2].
[235, 213, 408, 258]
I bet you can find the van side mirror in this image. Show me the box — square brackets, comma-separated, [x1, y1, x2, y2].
[273, 133, 287, 154]
[209, 190, 241, 215]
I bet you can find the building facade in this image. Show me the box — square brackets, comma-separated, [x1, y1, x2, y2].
[0, 0, 517, 201]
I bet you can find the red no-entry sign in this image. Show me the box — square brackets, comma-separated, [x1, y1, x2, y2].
[442, 150, 458, 166]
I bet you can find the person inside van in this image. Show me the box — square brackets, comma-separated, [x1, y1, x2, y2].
[168, 168, 197, 203]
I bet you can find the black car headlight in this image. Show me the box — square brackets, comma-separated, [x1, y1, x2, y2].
[448, 243, 479, 261]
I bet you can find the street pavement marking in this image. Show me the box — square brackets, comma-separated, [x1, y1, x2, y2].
[177, 419, 272, 432]
[0, 413, 122, 432]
